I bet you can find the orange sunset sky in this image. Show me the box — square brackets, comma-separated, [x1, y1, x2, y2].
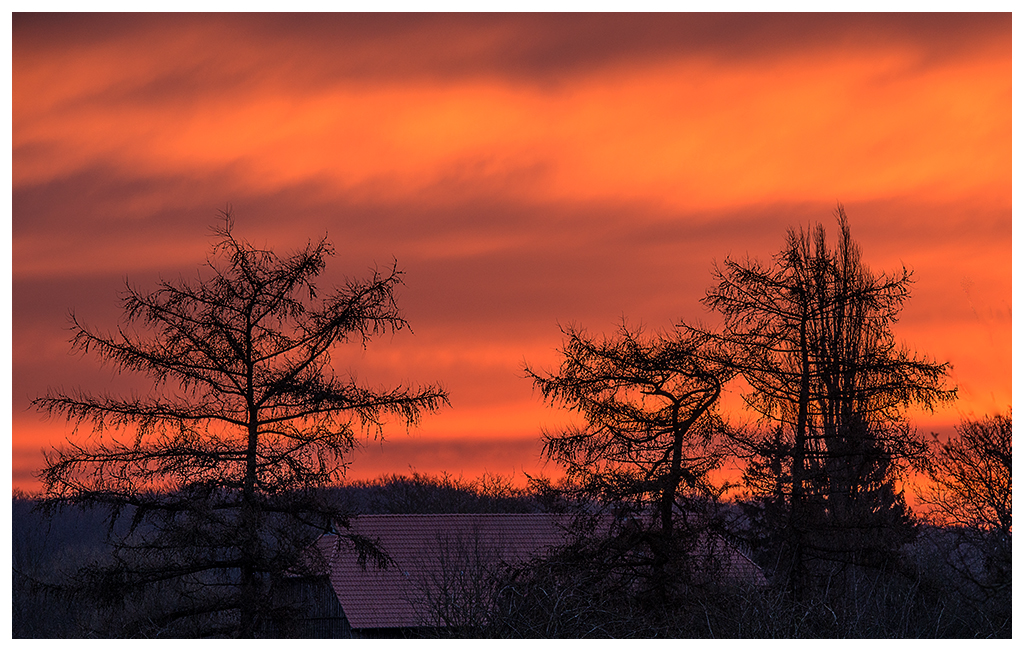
[10, 13, 1011, 494]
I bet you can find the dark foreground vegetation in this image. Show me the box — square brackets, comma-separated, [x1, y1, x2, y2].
[12, 468, 1011, 638]
[15, 208, 1009, 637]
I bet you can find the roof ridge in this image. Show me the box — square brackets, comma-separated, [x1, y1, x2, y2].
[351, 512, 555, 518]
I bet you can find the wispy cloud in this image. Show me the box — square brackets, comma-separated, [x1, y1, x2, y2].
[12, 13, 1010, 490]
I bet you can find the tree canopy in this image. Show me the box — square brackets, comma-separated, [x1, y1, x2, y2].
[919, 412, 1011, 534]
[33, 214, 449, 636]
[703, 207, 955, 591]
[525, 320, 734, 547]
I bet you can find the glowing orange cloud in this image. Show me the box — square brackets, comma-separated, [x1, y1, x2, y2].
[12, 14, 1011, 496]
[14, 24, 1008, 210]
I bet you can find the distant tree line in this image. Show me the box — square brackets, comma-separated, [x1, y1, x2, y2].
[12, 446, 1010, 638]
[13, 207, 1009, 638]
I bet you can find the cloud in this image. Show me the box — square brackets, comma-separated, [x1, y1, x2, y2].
[14, 14, 1009, 209]
[14, 13, 1008, 85]
[12, 14, 1010, 492]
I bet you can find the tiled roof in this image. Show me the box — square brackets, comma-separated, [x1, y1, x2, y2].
[687, 533, 769, 589]
[314, 513, 767, 630]
[316, 513, 567, 630]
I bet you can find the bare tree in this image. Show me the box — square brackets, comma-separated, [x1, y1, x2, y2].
[412, 528, 507, 634]
[526, 321, 731, 537]
[32, 213, 448, 637]
[524, 319, 735, 607]
[916, 412, 1011, 606]
[703, 207, 955, 594]
[918, 412, 1011, 534]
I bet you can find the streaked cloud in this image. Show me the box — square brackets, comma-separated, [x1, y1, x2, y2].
[12, 13, 1010, 491]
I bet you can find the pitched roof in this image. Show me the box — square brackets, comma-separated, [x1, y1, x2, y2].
[313, 512, 767, 630]
[687, 532, 769, 588]
[315, 513, 566, 630]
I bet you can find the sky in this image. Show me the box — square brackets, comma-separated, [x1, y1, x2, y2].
[10, 13, 1011, 494]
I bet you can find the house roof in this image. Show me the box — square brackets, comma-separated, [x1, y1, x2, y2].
[314, 512, 767, 630]
[315, 513, 567, 630]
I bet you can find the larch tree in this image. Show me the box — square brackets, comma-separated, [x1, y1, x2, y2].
[703, 207, 955, 594]
[525, 321, 733, 585]
[32, 214, 449, 637]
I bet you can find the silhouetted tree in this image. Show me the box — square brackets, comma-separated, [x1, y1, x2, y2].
[917, 412, 1011, 605]
[32, 213, 448, 637]
[525, 321, 733, 600]
[703, 207, 955, 594]
[919, 412, 1011, 534]
[526, 322, 731, 534]
[332, 472, 538, 515]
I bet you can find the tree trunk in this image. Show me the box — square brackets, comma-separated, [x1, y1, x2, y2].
[789, 308, 811, 599]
